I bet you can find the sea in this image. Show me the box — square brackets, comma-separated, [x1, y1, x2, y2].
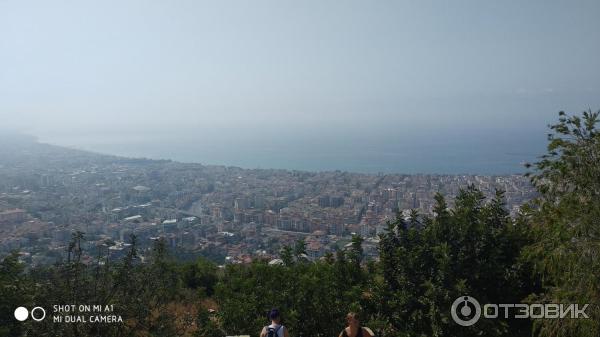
[36, 125, 547, 175]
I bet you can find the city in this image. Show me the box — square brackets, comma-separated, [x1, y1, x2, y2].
[1, 1, 597, 335]
[0, 137, 536, 267]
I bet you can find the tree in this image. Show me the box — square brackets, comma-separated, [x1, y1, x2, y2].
[181, 257, 218, 297]
[524, 110, 600, 337]
[293, 239, 308, 262]
[347, 234, 364, 267]
[376, 187, 534, 337]
[0, 252, 33, 337]
[280, 245, 294, 266]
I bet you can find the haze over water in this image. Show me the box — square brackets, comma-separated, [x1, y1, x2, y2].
[38, 121, 547, 174]
[2, 1, 600, 173]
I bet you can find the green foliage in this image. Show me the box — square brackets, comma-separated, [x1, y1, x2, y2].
[215, 257, 368, 337]
[180, 257, 218, 297]
[0, 235, 221, 337]
[376, 187, 534, 337]
[293, 238, 307, 258]
[280, 245, 294, 266]
[0, 252, 33, 337]
[348, 234, 364, 267]
[524, 110, 600, 337]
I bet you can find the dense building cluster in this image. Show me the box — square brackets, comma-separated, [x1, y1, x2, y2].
[0, 138, 536, 266]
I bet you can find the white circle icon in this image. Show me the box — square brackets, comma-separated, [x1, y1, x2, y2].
[31, 307, 46, 321]
[451, 296, 481, 326]
[14, 307, 29, 321]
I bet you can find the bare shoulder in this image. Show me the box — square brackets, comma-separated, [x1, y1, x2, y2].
[362, 327, 374, 337]
[260, 326, 266, 337]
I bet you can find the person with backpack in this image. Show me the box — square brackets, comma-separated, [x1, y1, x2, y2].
[260, 308, 289, 337]
[338, 312, 373, 337]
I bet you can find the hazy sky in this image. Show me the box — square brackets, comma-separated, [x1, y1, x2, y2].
[1, 1, 599, 172]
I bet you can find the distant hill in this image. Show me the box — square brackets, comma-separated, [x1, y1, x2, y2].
[0, 133, 170, 170]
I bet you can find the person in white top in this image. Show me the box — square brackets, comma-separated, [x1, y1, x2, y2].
[260, 308, 290, 337]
